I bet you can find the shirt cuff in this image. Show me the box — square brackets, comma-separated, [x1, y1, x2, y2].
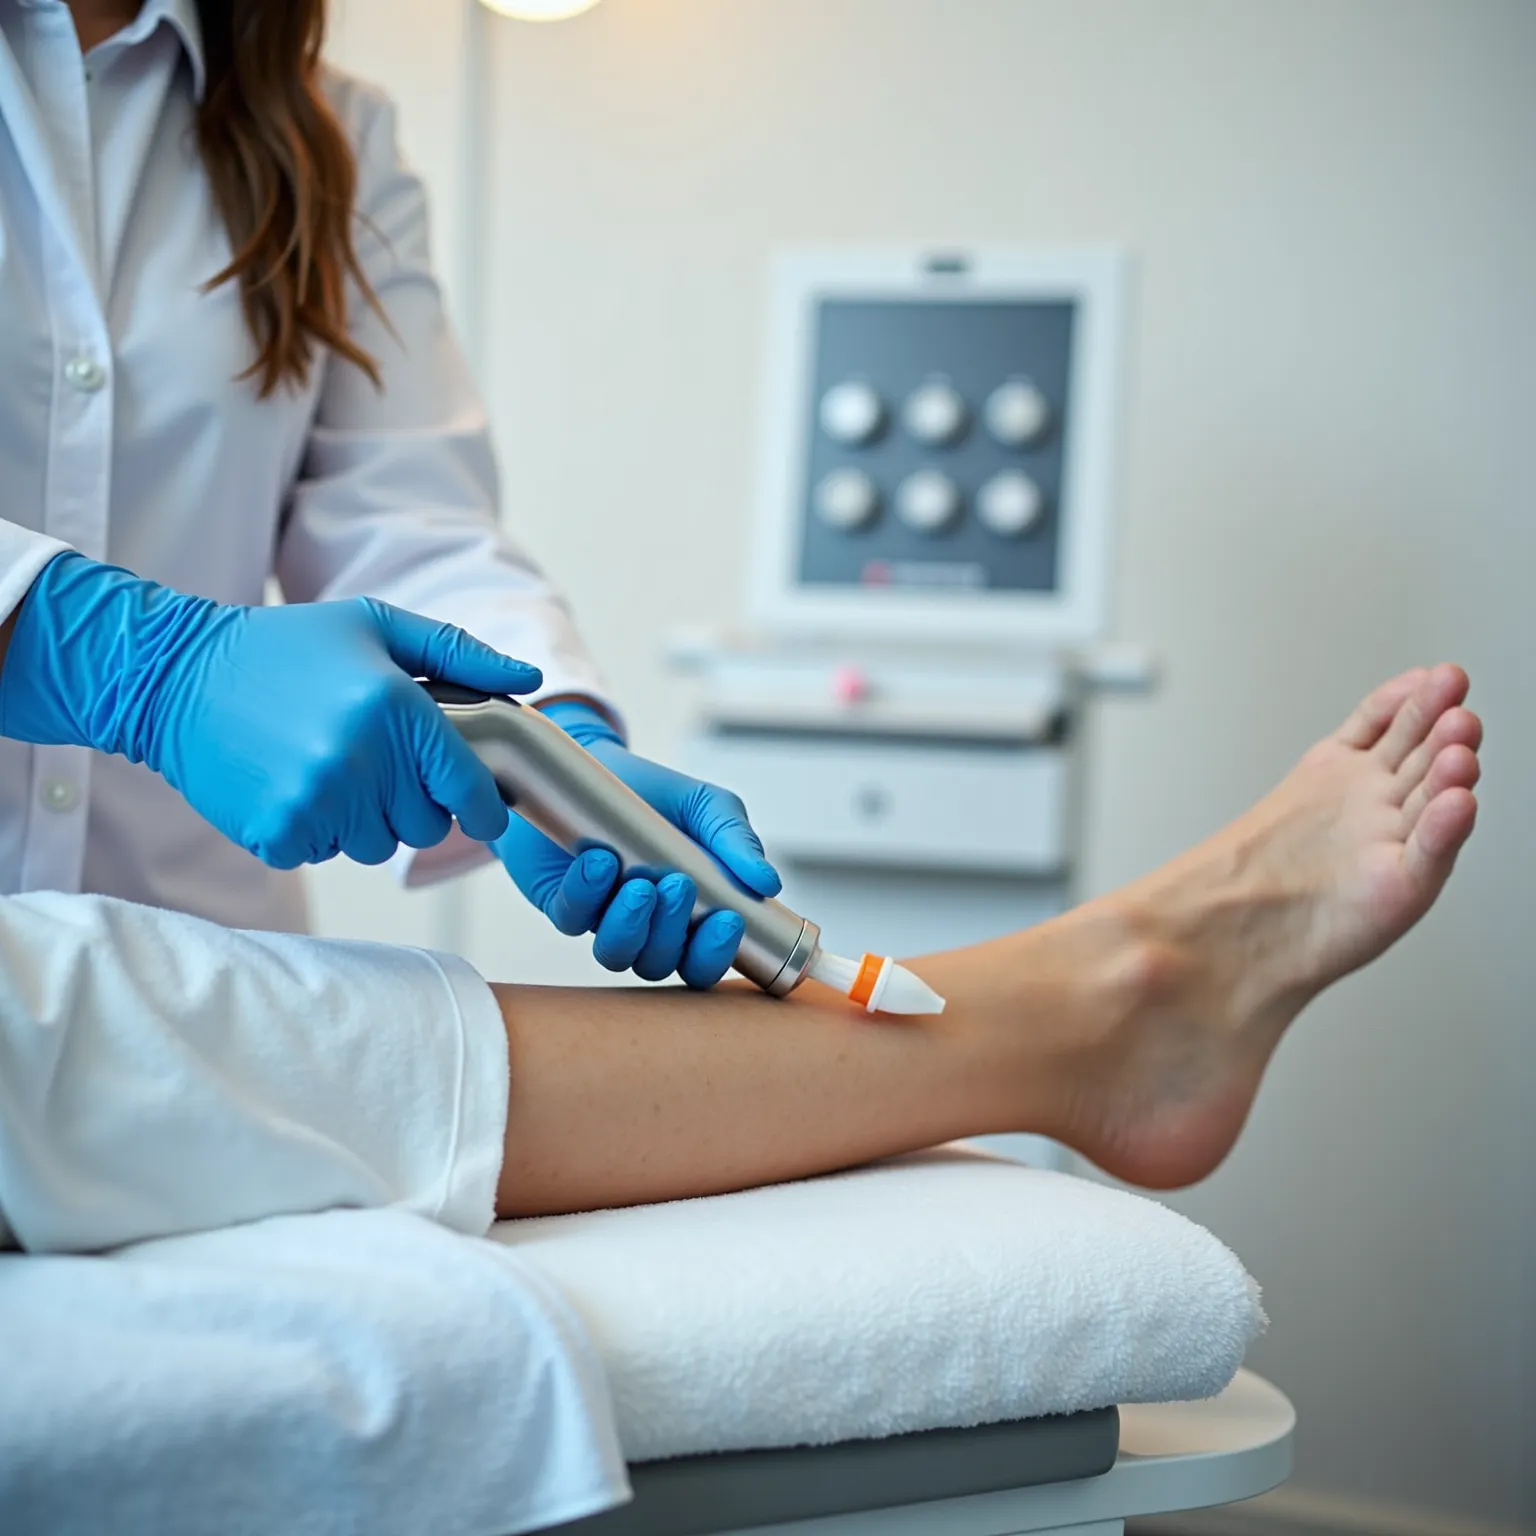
[0, 524, 71, 628]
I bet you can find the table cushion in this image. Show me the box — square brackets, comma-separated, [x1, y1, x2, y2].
[565, 1408, 1120, 1535]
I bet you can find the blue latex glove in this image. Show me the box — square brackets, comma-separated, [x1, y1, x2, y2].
[0, 552, 541, 868]
[492, 701, 782, 988]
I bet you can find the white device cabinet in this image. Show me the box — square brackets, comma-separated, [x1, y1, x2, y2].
[685, 732, 1071, 876]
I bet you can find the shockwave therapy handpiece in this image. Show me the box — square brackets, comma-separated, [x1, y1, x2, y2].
[427, 682, 945, 1015]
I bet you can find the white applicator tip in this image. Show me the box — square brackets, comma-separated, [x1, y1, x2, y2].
[869, 960, 947, 1016]
[808, 948, 946, 1016]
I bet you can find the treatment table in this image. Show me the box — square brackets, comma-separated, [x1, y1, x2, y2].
[564, 1372, 1294, 1536]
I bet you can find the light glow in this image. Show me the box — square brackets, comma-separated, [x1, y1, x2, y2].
[478, 0, 602, 19]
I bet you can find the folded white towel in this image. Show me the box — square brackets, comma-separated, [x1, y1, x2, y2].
[493, 1145, 1265, 1463]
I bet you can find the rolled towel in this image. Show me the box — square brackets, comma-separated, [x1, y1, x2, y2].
[493, 1145, 1265, 1462]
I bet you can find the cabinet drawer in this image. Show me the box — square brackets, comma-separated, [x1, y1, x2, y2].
[681, 731, 1071, 875]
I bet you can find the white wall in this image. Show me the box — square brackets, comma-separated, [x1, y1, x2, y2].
[323, 2, 1536, 1530]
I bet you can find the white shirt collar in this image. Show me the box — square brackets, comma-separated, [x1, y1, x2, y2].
[6, 0, 207, 100]
[114, 0, 206, 101]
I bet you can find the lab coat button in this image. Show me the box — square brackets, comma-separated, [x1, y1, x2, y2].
[64, 357, 107, 393]
[42, 779, 81, 813]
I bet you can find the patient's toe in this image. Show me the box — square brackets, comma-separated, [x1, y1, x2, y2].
[1335, 670, 1426, 749]
[1374, 666, 1469, 771]
[1403, 788, 1477, 887]
[1401, 744, 1481, 830]
[1392, 707, 1483, 803]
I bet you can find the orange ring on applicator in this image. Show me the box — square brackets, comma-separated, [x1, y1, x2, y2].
[847, 953, 885, 1010]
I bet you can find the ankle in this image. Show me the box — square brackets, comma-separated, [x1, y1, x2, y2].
[936, 905, 1186, 1135]
[1065, 896, 1193, 1026]
[1104, 865, 1312, 1040]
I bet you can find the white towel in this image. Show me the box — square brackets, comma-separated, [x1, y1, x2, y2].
[493, 1145, 1265, 1462]
[0, 1208, 631, 1536]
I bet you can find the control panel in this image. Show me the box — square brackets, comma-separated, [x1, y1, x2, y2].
[749, 248, 1127, 647]
[800, 299, 1073, 595]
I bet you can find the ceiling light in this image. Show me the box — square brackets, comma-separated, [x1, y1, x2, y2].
[478, 0, 602, 20]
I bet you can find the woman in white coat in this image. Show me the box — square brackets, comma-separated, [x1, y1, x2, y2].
[0, 0, 778, 983]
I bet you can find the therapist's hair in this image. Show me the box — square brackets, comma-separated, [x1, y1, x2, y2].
[195, 0, 382, 397]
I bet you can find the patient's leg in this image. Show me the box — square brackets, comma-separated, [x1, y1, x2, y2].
[494, 666, 1480, 1216]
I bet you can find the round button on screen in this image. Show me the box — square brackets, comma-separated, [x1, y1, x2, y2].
[814, 468, 880, 530]
[976, 470, 1045, 536]
[819, 380, 884, 446]
[902, 380, 968, 447]
[895, 469, 962, 533]
[985, 379, 1050, 447]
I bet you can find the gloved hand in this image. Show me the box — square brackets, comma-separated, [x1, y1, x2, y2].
[0, 552, 541, 867]
[492, 701, 782, 988]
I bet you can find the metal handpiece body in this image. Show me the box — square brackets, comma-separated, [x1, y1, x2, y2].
[427, 683, 821, 996]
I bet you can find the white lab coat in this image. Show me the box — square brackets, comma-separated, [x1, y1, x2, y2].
[0, 0, 611, 932]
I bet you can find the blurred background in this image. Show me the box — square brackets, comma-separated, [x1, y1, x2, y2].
[316, 3, 1534, 1532]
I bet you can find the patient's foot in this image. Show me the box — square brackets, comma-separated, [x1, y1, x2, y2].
[957, 666, 1481, 1188]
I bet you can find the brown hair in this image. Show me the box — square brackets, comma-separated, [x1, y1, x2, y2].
[195, 0, 381, 397]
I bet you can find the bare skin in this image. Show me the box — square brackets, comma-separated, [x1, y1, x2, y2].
[493, 665, 1480, 1217]
[66, 0, 140, 53]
